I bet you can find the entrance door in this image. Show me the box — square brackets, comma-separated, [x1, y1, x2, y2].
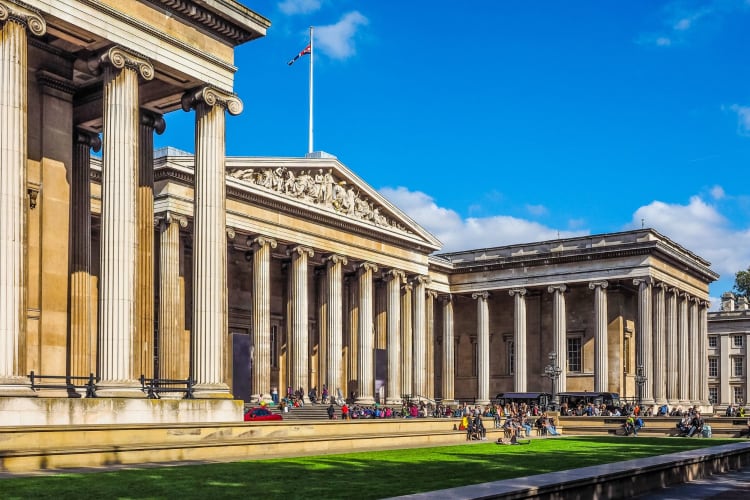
[232, 332, 251, 403]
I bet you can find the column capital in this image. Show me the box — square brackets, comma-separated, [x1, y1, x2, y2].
[89, 46, 154, 80]
[633, 277, 654, 287]
[250, 236, 278, 250]
[156, 211, 188, 231]
[287, 245, 314, 259]
[438, 293, 453, 304]
[324, 254, 348, 266]
[0, 1, 46, 36]
[225, 227, 236, 240]
[74, 129, 102, 152]
[508, 287, 527, 297]
[472, 291, 490, 300]
[181, 85, 243, 116]
[547, 284, 567, 294]
[589, 280, 609, 290]
[653, 281, 668, 291]
[427, 290, 438, 299]
[140, 110, 166, 135]
[384, 269, 405, 283]
[358, 261, 378, 274]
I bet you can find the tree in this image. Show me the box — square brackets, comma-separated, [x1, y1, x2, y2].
[734, 267, 750, 298]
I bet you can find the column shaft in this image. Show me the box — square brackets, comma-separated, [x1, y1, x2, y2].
[385, 270, 403, 404]
[652, 284, 667, 404]
[678, 293, 690, 404]
[325, 255, 346, 401]
[426, 290, 436, 400]
[356, 263, 377, 404]
[473, 292, 490, 405]
[252, 237, 277, 400]
[510, 288, 527, 391]
[666, 288, 678, 404]
[699, 302, 709, 405]
[441, 296, 455, 404]
[289, 246, 313, 399]
[635, 279, 654, 405]
[412, 276, 427, 399]
[689, 299, 700, 405]
[158, 215, 185, 380]
[400, 283, 413, 397]
[549, 285, 567, 396]
[590, 281, 609, 393]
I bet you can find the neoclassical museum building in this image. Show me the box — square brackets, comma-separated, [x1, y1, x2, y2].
[0, 0, 718, 425]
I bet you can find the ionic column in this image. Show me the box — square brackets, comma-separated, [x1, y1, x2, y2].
[548, 285, 567, 396]
[508, 288, 527, 392]
[699, 300, 709, 405]
[678, 292, 690, 405]
[426, 290, 437, 400]
[325, 254, 347, 401]
[634, 278, 654, 405]
[288, 246, 314, 400]
[400, 281, 413, 398]
[652, 283, 667, 405]
[135, 111, 165, 380]
[440, 295, 455, 405]
[689, 297, 700, 405]
[666, 287, 678, 404]
[472, 291, 490, 405]
[182, 86, 242, 396]
[0, 2, 45, 392]
[158, 213, 187, 380]
[356, 262, 377, 404]
[96, 47, 154, 396]
[589, 281, 609, 393]
[385, 269, 404, 405]
[70, 131, 101, 380]
[251, 236, 277, 401]
[412, 275, 429, 399]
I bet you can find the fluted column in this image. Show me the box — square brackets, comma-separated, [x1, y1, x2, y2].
[689, 297, 700, 405]
[385, 269, 404, 404]
[69, 131, 101, 380]
[634, 278, 654, 405]
[356, 262, 377, 404]
[508, 288, 527, 391]
[589, 281, 609, 393]
[548, 285, 567, 396]
[288, 246, 314, 400]
[251, 236, 277, 401]
[96, 47, 153, 395]
[440, 295, 455, 404]
[426, 290, 437, 400]
[412, 275, 428, 399]
[325, 254, 347, 401]
[699, 300, 709, 406]
[652, 283, 667, 405]
[400, 281, 413, 397]
[472, 291, 490, 405]
[135, 111, 165, 380]
[182, 86, 242, 396]
[158, 213, 187, 380]
[666, 287, 678, 404]
[678, 292, 690, 405]
[0, 3, 44, 391]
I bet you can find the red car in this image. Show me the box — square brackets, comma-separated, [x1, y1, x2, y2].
[244, 407, 283, 422]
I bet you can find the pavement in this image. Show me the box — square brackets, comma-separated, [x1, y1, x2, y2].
[638, 463, 750, 499]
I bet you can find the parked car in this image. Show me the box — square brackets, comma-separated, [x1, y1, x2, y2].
[244, 407, 283, 421]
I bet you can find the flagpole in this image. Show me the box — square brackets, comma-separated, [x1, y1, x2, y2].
[308, 26, 314, 155]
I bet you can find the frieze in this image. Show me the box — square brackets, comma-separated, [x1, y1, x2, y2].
[228, 166, 412, 235]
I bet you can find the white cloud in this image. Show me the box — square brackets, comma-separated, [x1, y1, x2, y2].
[710, 185, 725, 200]
[278, 0, 321, 15]
[627, 196, 750, 281]
[315, 11, 368, 60]
[729, 104, 750, 136]
[379, 187, 587, 252]
[525, 204, 548, 216]
[656, 36, 672, 46]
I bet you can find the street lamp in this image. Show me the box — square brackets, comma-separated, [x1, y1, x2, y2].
[543, 351, 563, 410]
[635, 364, 647, 406]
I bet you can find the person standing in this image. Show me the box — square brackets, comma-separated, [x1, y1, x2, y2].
[271, 386, 279, 405]
[342, 403, 349, 420]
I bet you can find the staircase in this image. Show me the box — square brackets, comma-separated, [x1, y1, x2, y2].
[244, 403, 333, 421]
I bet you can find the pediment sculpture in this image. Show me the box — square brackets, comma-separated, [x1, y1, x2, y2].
[229, 167, 411, 234]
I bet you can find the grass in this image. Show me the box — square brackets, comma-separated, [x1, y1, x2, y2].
[0, 436, 739, 499]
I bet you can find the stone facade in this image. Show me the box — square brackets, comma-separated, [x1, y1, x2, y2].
[0, 0, 719, 425]
[707, 293, 750, 410]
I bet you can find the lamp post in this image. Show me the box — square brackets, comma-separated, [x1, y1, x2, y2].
[543, 351, 562, 410]
[635, 364, 647, 406]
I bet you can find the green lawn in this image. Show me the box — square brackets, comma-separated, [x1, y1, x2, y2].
[0, 436, 739, 499]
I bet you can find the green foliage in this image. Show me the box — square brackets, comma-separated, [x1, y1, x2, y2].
[735, 267, 750, 297]
[0, 437, 737, 499]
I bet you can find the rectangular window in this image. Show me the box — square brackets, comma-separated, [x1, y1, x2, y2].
[709, 386, 718, 405]
[708, 336, 718, 348]
[270, 325, 278, 369]
[507, 340, 515, 375]
[733, 386, 744, 404]
[734, 357, 744, 377]
[708, 357, 718, 378]
[567, 337, 582, 372]
[734, 335, 744, 348]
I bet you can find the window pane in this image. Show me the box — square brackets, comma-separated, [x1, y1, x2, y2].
[734, 357, 744, 377]
[567, 337, 581, 372]
[708, 357, 718, 378]
[708, 336, 717, 348]
[734, 335, 744, 347]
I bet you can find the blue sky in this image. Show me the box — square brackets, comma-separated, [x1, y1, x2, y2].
[155, 0, 750, 305]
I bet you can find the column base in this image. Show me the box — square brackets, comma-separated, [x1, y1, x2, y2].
[355, 396, 375, 406]
[193, 383, 233, 399]
[475, 399, 490, 406]
[96, 380, 145, 398]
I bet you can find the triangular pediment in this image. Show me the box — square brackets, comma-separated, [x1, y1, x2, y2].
[225, 156, 442, 251]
